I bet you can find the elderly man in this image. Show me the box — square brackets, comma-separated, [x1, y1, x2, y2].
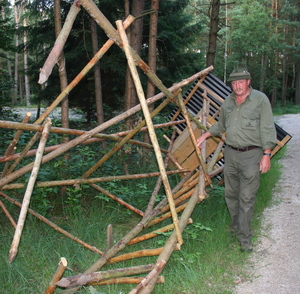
[197, 63, 276, 252]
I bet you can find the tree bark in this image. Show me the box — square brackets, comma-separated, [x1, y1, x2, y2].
[206, 0, 220, 68]
[54, 0, 70, 197]
[56, 264, 155, 288]
[144, 0, 159, 144]
[44, 257, 68, 294]
[124, 0, 145, 126]
[90, 18, 104, 124]
[38, 0, 81, 85]
[23, 8, 31, 106]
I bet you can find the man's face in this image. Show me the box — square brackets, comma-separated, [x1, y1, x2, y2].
[231, 79, 251, 97]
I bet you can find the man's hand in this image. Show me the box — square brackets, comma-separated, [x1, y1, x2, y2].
[260, 155, 271, 174]
[197, 132, 211, 148]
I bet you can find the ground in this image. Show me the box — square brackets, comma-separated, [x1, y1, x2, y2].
[4, 108, 300, 293]
[235, 113, 300, 294]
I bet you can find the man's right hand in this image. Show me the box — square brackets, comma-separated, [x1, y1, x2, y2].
[197, 132, 211, 148]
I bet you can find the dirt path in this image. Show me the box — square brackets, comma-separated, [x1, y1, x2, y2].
[235, 113, 300, 294]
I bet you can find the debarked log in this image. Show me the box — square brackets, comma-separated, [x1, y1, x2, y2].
[56, 263, 155, 288]
[90, 275, 165, 285]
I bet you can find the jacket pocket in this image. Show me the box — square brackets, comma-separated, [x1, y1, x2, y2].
[242, 109, 259, 130]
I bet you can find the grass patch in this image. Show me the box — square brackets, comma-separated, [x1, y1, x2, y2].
[0, 147, 283, 294]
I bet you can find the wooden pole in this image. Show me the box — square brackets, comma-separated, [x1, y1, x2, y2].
[0, 119, 185, 142]
[5, 129, 43, 176]
[116, 19, 182, 245]
[139, 170, 206, 294]
[0, 199, 16, 228]
[2, 169, 188, 190]
[128, 219, 192, 245]
[38, 0, 81, 84]
[128, 260, 166, 294]
[108, 247, 172, 264]
[56, 264, 155, 288]
[0, 66, 211, 189]
[176, 93, 211, 185]
[8, 119, 52, 263]
[35, 15, 135, 125]
[82, 96, 173, 179]
[144, 128, 178, 216]
[78, 0, 213, 104]
[44, 257, 68, 294]
[0, 191, 104, 255]
[1, 112, 32, 177]
[90, 276, 165, 285]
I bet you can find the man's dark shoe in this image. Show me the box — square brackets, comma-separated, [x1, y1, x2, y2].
[240, 241, 253, 252]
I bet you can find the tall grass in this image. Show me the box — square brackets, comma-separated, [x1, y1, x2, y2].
[0, 147, 284, 294]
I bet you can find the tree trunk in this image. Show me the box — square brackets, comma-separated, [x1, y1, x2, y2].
[54, 0, 70, 197]
[144, 0, 159, 145]
[206, 0, 220, 68]
[90, 18, 104, 124]
[23, 7, 30, 106]
[281, 51, 287, 107]
[13, 1, 21, 105]
[124, 0, 145, 114]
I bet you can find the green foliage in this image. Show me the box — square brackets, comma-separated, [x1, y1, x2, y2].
[273, 101, 300, 115]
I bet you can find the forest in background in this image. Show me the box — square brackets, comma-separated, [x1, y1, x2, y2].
[0, 0, 299, 123]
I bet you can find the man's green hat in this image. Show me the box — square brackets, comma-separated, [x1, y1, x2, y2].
[227, 63, 251, 82]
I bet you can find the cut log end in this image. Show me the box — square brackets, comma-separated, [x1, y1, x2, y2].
[8, 249, 17, 263]
[56, 278, 70, 288]
[60, 257, 68, 267]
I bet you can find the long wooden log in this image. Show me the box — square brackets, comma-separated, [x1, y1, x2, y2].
[128, 219, 192, 245]
[108, 247, 174, 264]
[128, 260, 166, 294]
[82, 96, 173, 179]
[35, 15, 135, 125]
[0, 119, 184, 142]
[0, 68, 211, 189]
[9, 119, 52, 263]
[176, 93, 211, 185]
[144, 128, 178, 216]
[160, 189, 195, 214]
[1, 112, 32, 177]
[44, 257, 68, 294]
[207, 140, 224, 173]
[0, 191, 103, 255]
[38, 1, 81, 84]
[2, 169, 189, 190]
[60, 186, 179, 293]
[116, 20, 182, 246]
[145, 203, 188, 228]
[0, 199, 16, 228]
[56, 264, 155, 288]
[90, 276, 165, 285]
[0, 132, 169, 164]
[5, 125, 43, 176]
[78, 0, 213, 104]
[139, 170, 206, 294]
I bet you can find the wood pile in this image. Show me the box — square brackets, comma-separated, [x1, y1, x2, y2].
[0, 0, 291, 293]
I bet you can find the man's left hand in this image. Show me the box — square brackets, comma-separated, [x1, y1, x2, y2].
[260, 155, 271, 174]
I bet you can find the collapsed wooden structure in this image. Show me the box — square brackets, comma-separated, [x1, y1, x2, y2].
[0, 1, 292, 293]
